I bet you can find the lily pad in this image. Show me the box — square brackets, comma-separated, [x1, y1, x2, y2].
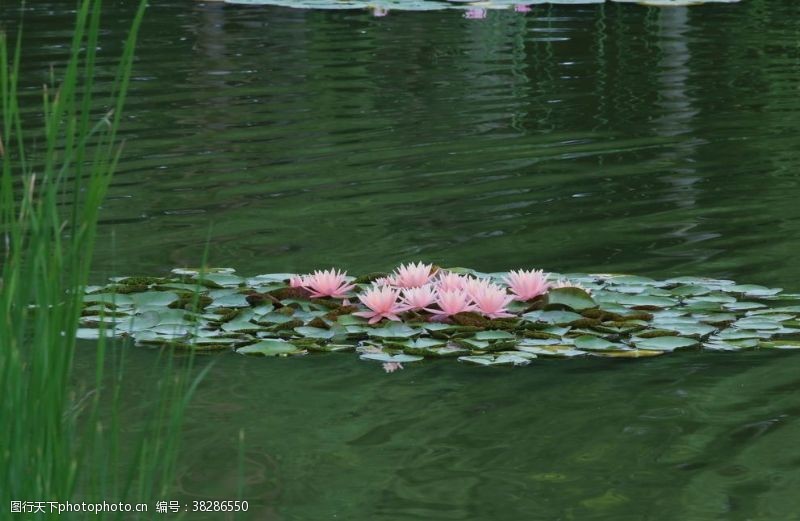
[633, 336, 698, 352]
[573, 335, 630, 352]
[294, 326, 336, 340]
[360, 353, 424, 363]
[237, 340, 304, 356]
[368, 323, 419, 338]
[457, 354, 532, 367]
[546, 287, 597, 311]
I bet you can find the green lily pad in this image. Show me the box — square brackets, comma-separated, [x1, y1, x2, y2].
[237, 340, 304, 356]
[633, 336, 698, 352]
[758, 340, 800, 350]
[458, 354, 532, 366]
[523, 310, 584, 325]
[294, 326, 335, 339]
[670, 284, 712, 297]
[573, 335, 630, 352]
[474, 330, 515, 341]
[360, 353, 424, 363]
[727, 284, 782, 298]
[368, 323, 419, 339]
[546, 287, 597, 311]
[130, 291, 180, 308]
[590, 350, 664, 358]
[405, 344, 469, 357]
[516, 345, 586, 358]
[403, 338, 447, 349]
[724, 302, 768, 311]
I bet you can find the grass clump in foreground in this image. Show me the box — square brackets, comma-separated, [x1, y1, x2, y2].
[1, 2, 207, 518]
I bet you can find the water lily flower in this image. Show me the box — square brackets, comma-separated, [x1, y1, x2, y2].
[299, 269, 355, 299]
[382, 362, 403, 373]
[393, 261, 435, 288]
[462, 276, 493, 299]
[401, 284, 438, 311]
[551, 278, 592, 294]
[373, 275, 397, 287]
[514, 4, 531, 12]
[372, 7, 389, 16]
[464, 7, 487, 19]
[425, 289, 475, 321]
[354, 284, 406, 324]
[471, 283, 515, 319]
[436, 272, 468, 292]
[289, 275, 305, 288]
[505, 269, 550, 301]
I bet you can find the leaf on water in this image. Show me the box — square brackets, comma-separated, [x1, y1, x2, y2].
[473, 330, 515, 341]
[294, 326, 336, 339]
[724, 302, 768, 311]
[367, 323, 419, 338]
[633, 336, 698, 352]
[516, 345, 586, 358]
[457, 354, 532, 367]
[237, 340, 304, 356]
[590, 350, 664, 358]
[546, 287, 597, 311]
[523, 310, 584, 325]
[573, 335, 630, 352]
[758, 340, 800, 350]
[130, 291, 180, 308]
[360, 353, 424, 363]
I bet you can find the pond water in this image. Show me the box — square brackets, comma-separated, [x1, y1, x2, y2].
[9, 0, 800, 519]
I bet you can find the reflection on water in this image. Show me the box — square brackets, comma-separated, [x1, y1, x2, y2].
[11, 0, 800, 519]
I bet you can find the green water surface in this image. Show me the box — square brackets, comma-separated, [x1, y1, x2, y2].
[7, 1, 800, 519]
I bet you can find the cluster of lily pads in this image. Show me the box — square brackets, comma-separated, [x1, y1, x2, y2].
[78, 264, 800, 369]
[224, 0, 741, 12]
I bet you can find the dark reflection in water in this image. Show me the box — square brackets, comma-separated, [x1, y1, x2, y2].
[10, 1, 800, 519]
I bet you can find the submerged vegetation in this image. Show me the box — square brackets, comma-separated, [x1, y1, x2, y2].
[78, 263, 800, 369]
[1, 1, 204, 517]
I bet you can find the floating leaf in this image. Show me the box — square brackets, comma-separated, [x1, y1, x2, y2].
[591, 350, 664, 358]
[758, 340, 800, 350]
[360, 353, 424, 363]
[573, 335, 630, 352]
[294, 326, 335, 339]
[523, 310, 583, 325]
[367, 323, 419, 338]
[724, 302, 768, 311]
[474, 330, 515, 341]
[237, 340, 304, 356]
[633, 336, 698, 352]
[546, 287, 597, 311]
[516, 345, 586, 358]
[458, 354, 532, 367]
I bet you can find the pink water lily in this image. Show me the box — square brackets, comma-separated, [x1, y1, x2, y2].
[393, 261, 435, 288]
[465, 7, 487, 19]
[354, 285, 406, 324]
[401, 284, 438, 311]
[289, 276, 305, 288]
[382, 362, 403, 373]
[514, 4, 531, 12]
[471, 283, 515, 319]
[436, 272, 468, 292]
[462, 276, 493, 299]
[298, 269, 355, 299]
[373, 275, 397, 287]
[551, 278, 592, 294]
[505, 269, 550, 301]
[425, 289, 475, 321]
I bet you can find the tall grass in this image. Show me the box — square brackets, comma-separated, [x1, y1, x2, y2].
[1, 2, 202, 518]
